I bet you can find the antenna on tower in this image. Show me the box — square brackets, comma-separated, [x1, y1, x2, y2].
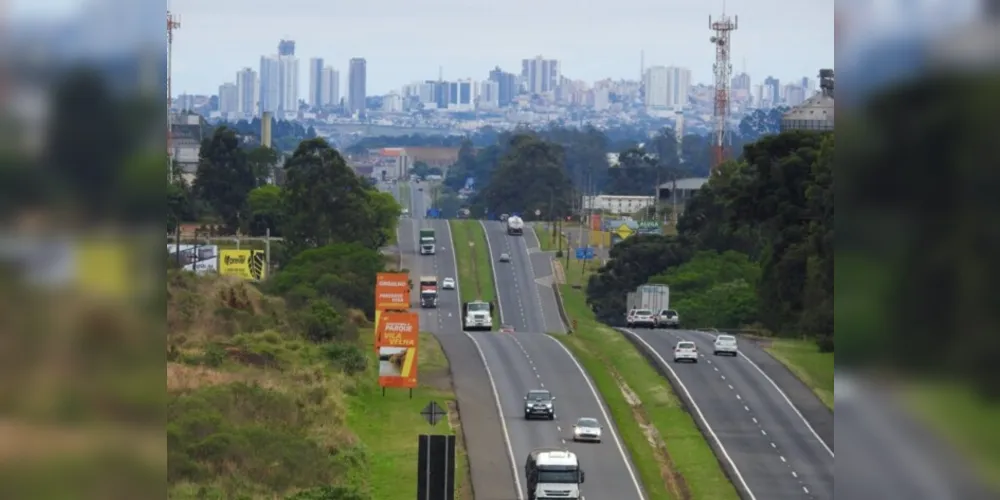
[438, 66, 443, 82]
[709, 8, 737, 173]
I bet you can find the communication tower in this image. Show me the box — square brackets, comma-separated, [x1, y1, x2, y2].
[709, 10, 737, 172]
[167, 10, 181, 177]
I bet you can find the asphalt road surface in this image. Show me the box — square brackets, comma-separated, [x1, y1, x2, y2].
[834, 372, 995, 500]
[393, 184, 519, 500]
[478, 220, 646, 500]
[621, 327, 835, 499]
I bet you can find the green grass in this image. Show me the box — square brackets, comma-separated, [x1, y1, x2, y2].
[347, 329, 471, 500]
[448, 220, 498, 329]
[903, 380, 1000, 493]
[555, 286, 739, 500]
[399, 181, 412, 211]
[764, 339, 835, 410]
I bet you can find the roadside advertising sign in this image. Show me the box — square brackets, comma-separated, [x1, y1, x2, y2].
[218, 249, 267, 281]
[375, 272, 411, 351]
[377, 311, 419, 389]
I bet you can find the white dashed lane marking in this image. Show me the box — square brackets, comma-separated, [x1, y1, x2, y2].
[659, 329, 816, 497]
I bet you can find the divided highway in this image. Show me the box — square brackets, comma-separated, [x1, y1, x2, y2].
[394, 185, 519, 500]
[622, 327, 835, 499]
[476, 220, 646, 500]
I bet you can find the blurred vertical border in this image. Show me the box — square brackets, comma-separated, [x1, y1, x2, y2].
[0, 0, 166, 498]
[837, 0, 1000, 496]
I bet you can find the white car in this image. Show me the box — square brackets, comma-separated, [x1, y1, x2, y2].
[499, 253, 511, 262]
[572, 417, 602, 443]
[627, 309, 656, 328]
[655, 309, 680, 329]
[442, 277, 455, 289]
[673, 341, 698, 363]
[713, 334, 739, 356]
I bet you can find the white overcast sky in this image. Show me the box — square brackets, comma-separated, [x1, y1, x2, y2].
[167, 0, 834, 95]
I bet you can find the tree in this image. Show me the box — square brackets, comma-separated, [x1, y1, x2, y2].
[247, 145, 279, 185]
[477, 134, 575, 220]
[265, 243, 386, 316]
[649, 251, 760, 328]
[245, 185, 284, 236]
[281, 138, 400, 254]
[193, 126, 255, 231]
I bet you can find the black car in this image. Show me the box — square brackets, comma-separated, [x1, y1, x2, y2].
[524, 389, 555, 420]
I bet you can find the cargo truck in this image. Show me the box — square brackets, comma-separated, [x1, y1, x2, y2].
[524, 448, 584, 500]
[506, 215, 525, 235]
[461, 300, 493, 330]
[419, 276, 438, 308]
[419, 228, 436, 255]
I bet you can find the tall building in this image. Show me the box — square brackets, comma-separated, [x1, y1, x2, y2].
[307, 58, 324, 108]
[278, 39, 295, 56]
[347, 58, 367, 113]
[488, 66, 517, 106]
[782, 69, 834, 132]
[259, 55, 281, 113]
[218, 83, 238, 114]
[783, 83, 806, 107]
[236, 67, 257, 115]
[320, 66, 340, 107]
[447, 79, 474, 110]
[521, 56, 560, 95]
[763, 77, 780, 107]
[643, 66, 690, 109]
[478, 80, 499, 108]
[278, 55, 299, 112]
[731, 72, 751, 90]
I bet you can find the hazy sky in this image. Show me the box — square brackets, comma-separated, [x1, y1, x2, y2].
[169, 0, 834, 96]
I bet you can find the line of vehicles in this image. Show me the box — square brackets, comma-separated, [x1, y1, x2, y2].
[522, 388, 601, 500]
[625, 284, 680, 328]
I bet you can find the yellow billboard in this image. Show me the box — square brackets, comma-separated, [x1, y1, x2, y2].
[218, 250, 267, 281]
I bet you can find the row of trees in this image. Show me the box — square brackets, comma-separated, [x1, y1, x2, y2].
[585, 130, 833, 350]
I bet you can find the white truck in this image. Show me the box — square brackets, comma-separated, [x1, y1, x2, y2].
[524, 448, 585, 500]
[506, 215, 524, 235]
[419, 228, 436, 255]
[461, 300, 493, 331]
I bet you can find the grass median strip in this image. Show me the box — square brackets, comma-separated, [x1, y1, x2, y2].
[764, 338, 834, 410]
[449, 220, 498, 329]
[399, 181, 411, 211]
[555, 288, 739, 500]
[348, 329, 471, 500]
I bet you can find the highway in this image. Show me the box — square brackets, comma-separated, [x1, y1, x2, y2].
[621, 327, 834, 499]
[392, 183, 520, 500]
[478, 219, 646, 500]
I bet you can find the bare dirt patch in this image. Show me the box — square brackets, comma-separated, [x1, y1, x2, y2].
[609, 368, 692, 499]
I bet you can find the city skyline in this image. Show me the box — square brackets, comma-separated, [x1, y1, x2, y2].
[169, 0, 833, 96]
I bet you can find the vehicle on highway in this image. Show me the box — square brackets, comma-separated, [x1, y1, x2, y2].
[418, 187, 423, 191]
[713, 334, 739, 356]
[419, 228, 436, 255]
[441, 277, 455, 289]
[461, 300, 493, 330]
[572, 417, 602, 443]
[500, 324, 515, 333]
[419, 276, 438, 308]
[401, 208, 409, 217]
[506, 215, 525, 235]
[524, 389, 555, 419]
[655, 309, 680, 328]
[525, 448, 584, 500]
[673, 341, 699, 363]
[626, 308, 656, 328]
[499, 252, 511, 262]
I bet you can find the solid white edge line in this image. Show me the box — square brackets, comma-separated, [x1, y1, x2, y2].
[620, 328, 757, 500]
[444, 219, 525, 499]
[543, 335, 646, 500]
[479, 220, 506, 325]
[528, 225, 570, 333]
[690, 330, 834, 458]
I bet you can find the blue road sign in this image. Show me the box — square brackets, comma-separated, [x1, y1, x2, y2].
[575, 247, 595, 260]
[426, 208, 441, 218]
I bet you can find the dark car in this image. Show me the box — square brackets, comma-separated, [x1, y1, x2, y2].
[524, 389, 555, 420]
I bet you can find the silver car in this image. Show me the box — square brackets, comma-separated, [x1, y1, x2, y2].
[572, 417, 603, 443]
[499, 253, 511, 262]
[673, 341, 699, 363]
[713, 334, 739, 356]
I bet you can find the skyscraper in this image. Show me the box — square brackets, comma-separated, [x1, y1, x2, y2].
[348, 58, 367, 113]
[320, 66, 340, 107]
[218, 83, 238, 114]
[259, 56, 281, 113]
[308, 58, 324, 108]
[277, 55, 299, 112]
[520, 56, 560, 95]
[488, 66, 517, 106]
[236, 67, 257, 115]
[764, 77, 780, 106]
[664, 66, 691, 109]
[278, 39, 295, 56]
[643, 66, 670, 108]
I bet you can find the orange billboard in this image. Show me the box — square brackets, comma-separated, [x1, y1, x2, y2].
[377, 312, 419, 389]
[375, 272, 411, 311]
